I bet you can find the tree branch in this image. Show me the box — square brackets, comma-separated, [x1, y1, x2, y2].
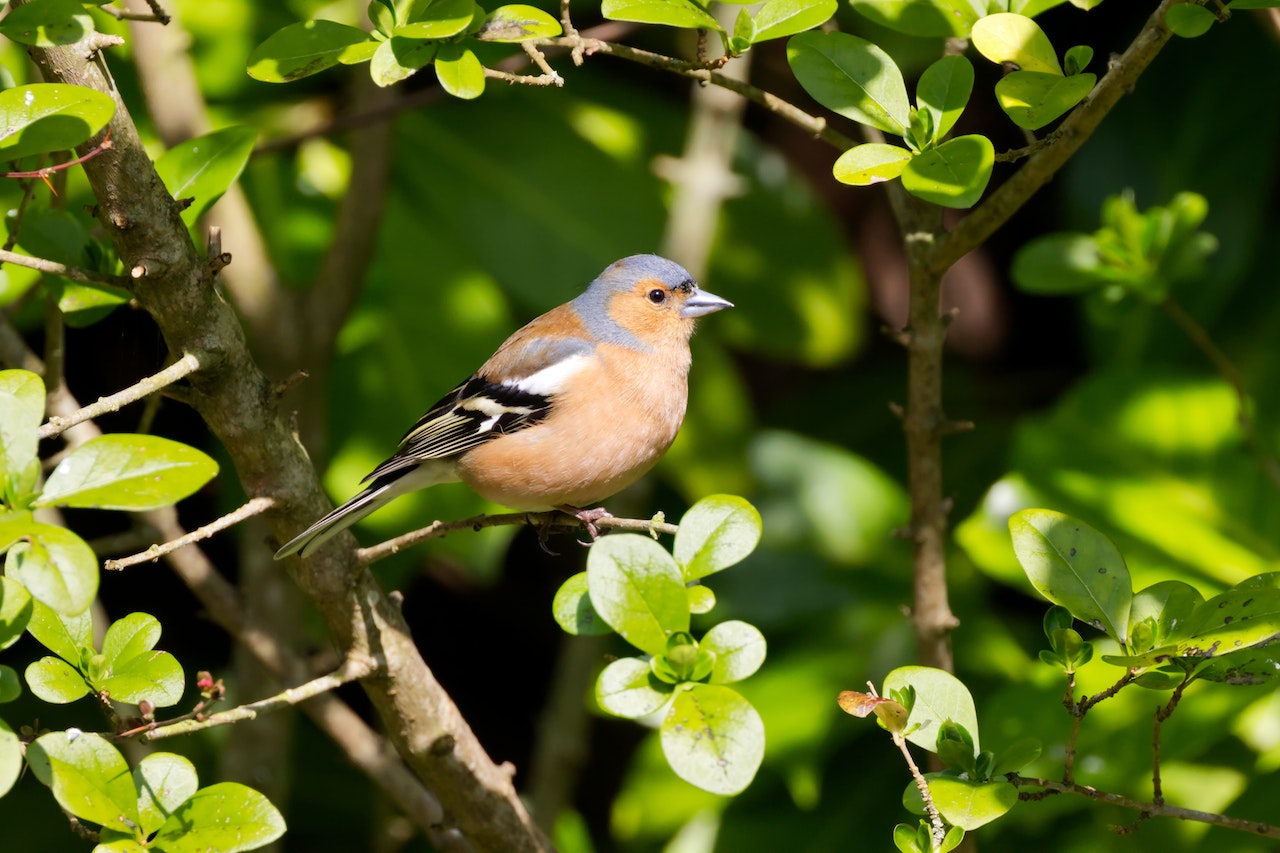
[38, 351, 201, 440]
[104, 495, 274, 570]
[0, 246, 132, 288]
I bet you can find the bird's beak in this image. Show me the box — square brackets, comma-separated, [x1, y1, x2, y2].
[680, 288, 733, 318]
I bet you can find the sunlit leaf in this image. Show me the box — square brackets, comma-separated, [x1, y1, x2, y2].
[27, 731, 140, 827]
[833, 142, 912, 186]
[660, 683, 764, 795]
[5, 524, 98, 616]
[971, 13, 1061, 74]
[1166, 3, 1217, 37]
[0, 718, 19, 797]
[0, 0, 95, 47]
[247, 20, 377, 82]
[434, 44, 485, 100]
[749, 0, 836, 44]
[134, 753, 199, 837]
[900, 134, 993, 208]
[596, 657, 673, 718]
[37, 434, 218, 511]
[786, 31, 910, 135]
[701, 620, 766, 683]
[151, 782, 285, 853]
[155, 126, 258, 225]
[587, 534, 689, 655]
[601, 0, 723, 30]
[883, 666, 979, 753]
[908, 774, 1017, 829]
[0, 83, 114, 164]
[995, 71, 1094, 130]
[915, 55, 973, 142]
[673, 494, 762, 580]
[475, 4, 562, 41]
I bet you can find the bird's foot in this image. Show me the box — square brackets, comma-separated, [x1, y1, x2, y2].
[557, 505, 613, 545]
[532, 514, 561, 556]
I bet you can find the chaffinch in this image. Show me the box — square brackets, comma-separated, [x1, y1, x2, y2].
[275, 254, 732, 559]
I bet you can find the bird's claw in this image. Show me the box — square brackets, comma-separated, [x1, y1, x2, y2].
[557, 505, 613, 545]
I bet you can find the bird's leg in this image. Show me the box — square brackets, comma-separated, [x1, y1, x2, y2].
[556, 505, 613, 543]
[530, 513, 562, 556]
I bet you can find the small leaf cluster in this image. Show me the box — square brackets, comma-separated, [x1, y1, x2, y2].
[1164, 0, 1280, 40]
[247, 0, 563, 98]
[601, 0, 835, 57]
[553, 495, 766, 795]
[847, 0, 1100, 40]
[788, 33, 992, 209]
[1011, 509, 1280, 690]
[1011, 191, 1218, 306]
[971, 13, 1095, 130]
[27, 733, 284, 852]
[839, 666, 1040, 849]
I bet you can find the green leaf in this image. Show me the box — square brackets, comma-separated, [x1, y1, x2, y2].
[1129, 580, 1203, 649]
[601, 0, 724, 30]
[398, 0, 475, 38]
[0, 718, 20, 797]
[673, 494, 762, 580]
[994, 70, 1095, 130]
[0, 664, 20, 703]
[552, 572, 612, 635]
[97, 613, 185, 707]
[0, 370, 44, 503]
[687, 584, 716, 614]
[370, 0, 398, 34]
[0, 572, 33, 651]
[900, 134, 993, 209]
[1228, 0, 1280, 7]
[37, 434, 218, 511]
[660, 683, 764, 795]
[991, 737, 1041, 775]
[0, 0, 95, 47]
[475, 4, 562, 41]
[915, 55, 973, 143]
[434, 44, 485, 100]
[27, 731, 140, 828]
[847, 0, 982, 38]
[151, 782, 285, 853]
[971, 13, 1062, 75]
[0, 82, 115, 170]
[749, 0, 837, 44]
[833, 142, 912, 186]
[786, 31, 910, 135]
[25, 655, 89, 703]
[1009, 509, 1134, 643]
[701, 620, 766, 684]
[369, 37, 433, 87]
[1063, 44, 1093, 76]
[596, 657, 673, 718]
[1189, 643, 1280, 686]
[155, 126, 258, 226]
[915, 775, 1017, 829]
[883, 665, 979, 753]
[893, 822, 928, 853]
[729, 8, 754, 54]
[1166, 3, 1217, 37]
[25, 595, 92, 662]
[1182, 586, 1280, 658]
[586, 534, 689, 655]
[247, 20, 377, 82]
[53, 281, 132, 327]
[134, 753, 199, 836]
[5, 523, 98, 615]
[1010, 233, 1108, 293]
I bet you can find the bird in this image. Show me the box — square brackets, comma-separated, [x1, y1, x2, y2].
[274, 254, 732, 559]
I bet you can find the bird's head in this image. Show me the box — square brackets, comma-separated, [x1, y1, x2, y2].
[574, 255, 733, 349]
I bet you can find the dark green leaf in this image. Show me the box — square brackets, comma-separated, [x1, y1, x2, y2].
[1009, 509, 1133, 643]
[915, 55, 973, 142]
[900, 134, 993, 208]
[1166, 3, 1217, 37]
[600, 0, 723, 30]
[27, 731, 140, 827]
[37, 434, 219, 511]
[1129, 580, 1203, 648]
[995, 71, 1095, 130]
[833, 142, 912, 186]
[152, 782, 285, 853]
[1010, 233, 1107, 293]
[0, 0, 95, 47]
[155, 126, 258, 225]
[673, 494, 762, 580]
[786, 31, 910, 135]
[991, 737, 1041, 775]
[369, 37, 436, 87]
[660, 683, 764, 795]
[247, 20, 377, 82]
[475, 4, 562, 41]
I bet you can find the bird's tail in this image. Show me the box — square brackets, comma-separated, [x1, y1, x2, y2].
[274, 480, 399, 559]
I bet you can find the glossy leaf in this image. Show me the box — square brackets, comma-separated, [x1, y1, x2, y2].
[1166, 3, 1216, 37]
[660, 683, 764, 795]
[24, 596, 92, 663]
[97, 613, 185, 707]
[0, 719, 20, 797]
[833, 143, 912, 186]
[0, 571, 32, 652]
[155, 126, 258, 225]
[434, 44, 485, 100]
[915, 55, 973, 143]
[601, 0, 723, 30]
[0, 0, 95, 47]
[847, 0, 982, 38]
[673, 494, 762, 580]
[152, 782, 286, 853]
[1063, 44, 1093, 76]
[0, 369, 44, 500]
[1009, 509, 1133, 643]
[37, 434, 218, 511]
[1128, 580, 1203, 649]
[883, 665, 979, 753]
[687, 583, 716, 614]
[134, 753, 199, 836]
[596, 657, 673, 718]
[25, 655, 88, 703]
[27, 731, 140, 828]
[749, 0, 837, 44]
[397, 0, 475, 38]
[551, 571, 611, 635]
[900, 134, 993, 209]
[971, 13, 1061, 75]
[1182, 587, 1280, 658]
[786, 31, 910, 135]
[0, 83, 114, 165]
[5, 523, 98, 615]
[701, 620, 766, 684]
[586, 534, 689, 655]
[247, 20, 377, 82]
[914, 775, 1017, 829]
[370, 37, 427, 87]
[0, 664, 20, 703]
[475, 4, 562, 41]
[995, 71, 1094, 130]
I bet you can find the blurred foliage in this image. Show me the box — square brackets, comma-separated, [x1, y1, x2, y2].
[1, 0, 1278, 851]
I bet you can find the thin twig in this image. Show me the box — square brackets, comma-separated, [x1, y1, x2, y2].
[356, 511, 678, 566]
[141, 657, 378, 742]
[894, 733, 947, 849]
[4, 133, 114, 179]
[1010, 774, 1280, 839]
[0, 246, 133, 289]
[105, 496, 275, 571]
[38, 352, 202, 440]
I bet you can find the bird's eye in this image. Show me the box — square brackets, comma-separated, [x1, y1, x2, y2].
[647, 288, 667, 304]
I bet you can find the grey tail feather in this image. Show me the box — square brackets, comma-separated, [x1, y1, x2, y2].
[274, 480, 397, 560]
